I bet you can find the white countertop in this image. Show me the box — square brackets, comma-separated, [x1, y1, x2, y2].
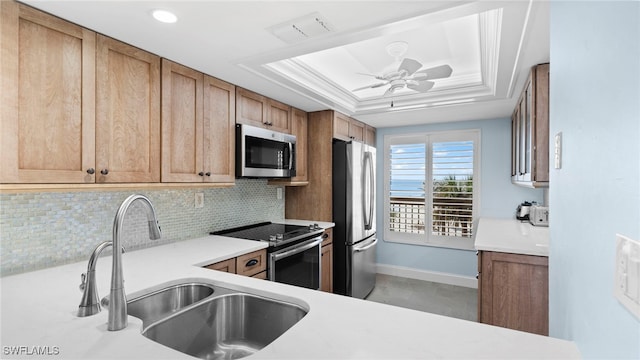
[475, 218, 550, 256]
[0, 219, 578, 359]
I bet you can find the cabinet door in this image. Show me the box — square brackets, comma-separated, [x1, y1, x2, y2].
[333, 112, 351, 141]
[290, 108, 308, 182]
[96, 35, 160, 183]
[1, 2, 96, 183]
[533, 64, 550, 182]
[365, 125, 376, 147]
[479, 251, 549, 335]
[203, 75, 235, 183]
[267, 99, 291, 133]
[349, 120, 365, 142]
[236, 88, 267, 128]
[205, 258, 236, 273]
[320, 228, 333, 293]
[161, 59, 204, 182]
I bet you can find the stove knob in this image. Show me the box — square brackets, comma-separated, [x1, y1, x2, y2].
[276, 233, 284, 240]
[269, 235, 277, 241]
[313, 223, 320, 229]
[308, 224, 314, 230]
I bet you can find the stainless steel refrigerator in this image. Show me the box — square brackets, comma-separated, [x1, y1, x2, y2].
[332, 140, 377, 298]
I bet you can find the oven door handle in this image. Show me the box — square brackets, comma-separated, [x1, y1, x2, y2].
[272, 237, 322, 261]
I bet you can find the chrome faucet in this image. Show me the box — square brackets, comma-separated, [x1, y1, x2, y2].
[107, 194, 162, 331]
[77, 241, 114, 317]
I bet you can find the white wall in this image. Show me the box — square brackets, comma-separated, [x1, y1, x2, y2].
[549, 1, 640, 358]
[375, 118, 544, 279]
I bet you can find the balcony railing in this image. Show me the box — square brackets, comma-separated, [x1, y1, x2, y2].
[389, 197, 473, 237]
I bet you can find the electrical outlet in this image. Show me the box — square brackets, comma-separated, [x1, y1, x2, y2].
[554, 132, 562, 169]
[614, 234, 640, 319]
[277, 187, 283, 200]
[194, 193, 204, 208]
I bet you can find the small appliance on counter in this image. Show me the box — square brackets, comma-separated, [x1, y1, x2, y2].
[516, 201, 533, 220]
[529, 205, 549, 227]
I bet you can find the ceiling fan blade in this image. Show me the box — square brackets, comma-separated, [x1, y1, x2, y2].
[352, 82, 388, 92]
[398, 58, 423, 76]
[407, 81, 435, 92]
[414, 64, 453, 80]
[356, 72, 387, 81]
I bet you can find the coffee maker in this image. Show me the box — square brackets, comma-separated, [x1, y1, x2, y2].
[516, 201, 533, 220]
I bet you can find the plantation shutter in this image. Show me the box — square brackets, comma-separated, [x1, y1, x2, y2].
[384, 130, 479, 249]
[431, 140, 474, 238]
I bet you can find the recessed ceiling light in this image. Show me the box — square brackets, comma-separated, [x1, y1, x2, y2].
[152, 9, 177, 24]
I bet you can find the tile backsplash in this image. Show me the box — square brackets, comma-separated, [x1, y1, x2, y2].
[0, 179, 284, 276]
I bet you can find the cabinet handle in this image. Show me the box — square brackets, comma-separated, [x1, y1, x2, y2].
[198, 172, 204, 177]
[205, 172, 211, 177]
[322, 233, 329, 239]
[100, 169, 109, 175]
[245, 259, 258, 267]
[86, 168, 95, 175]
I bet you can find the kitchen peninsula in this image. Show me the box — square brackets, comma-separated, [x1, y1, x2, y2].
[0, 220, 578, 359]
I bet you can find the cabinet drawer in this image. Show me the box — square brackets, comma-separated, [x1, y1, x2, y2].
[204, 258, 236, 273]
[236, 249, 267, 277]
[251, 271, 268, 280]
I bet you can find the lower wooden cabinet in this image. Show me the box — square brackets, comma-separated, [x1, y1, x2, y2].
[321, 228, 333, 293]
[477, 250, 549, 335]
[204, 249, 267, 279]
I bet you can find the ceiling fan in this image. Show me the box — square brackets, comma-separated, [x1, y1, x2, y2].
[353, 41, 453, 97]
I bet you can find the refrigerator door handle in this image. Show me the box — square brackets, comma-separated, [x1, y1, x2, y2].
[363, 151, 374, 230]
[354, 238, 378, 252]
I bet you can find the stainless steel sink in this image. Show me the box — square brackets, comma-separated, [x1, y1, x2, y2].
[125, 282, 216, 327]
[141, 292, 308, 360]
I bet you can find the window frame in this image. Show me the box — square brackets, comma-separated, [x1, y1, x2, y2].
[383, 129, 481, 251]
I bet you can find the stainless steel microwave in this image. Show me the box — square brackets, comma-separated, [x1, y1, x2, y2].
[236, 124, 296, 178]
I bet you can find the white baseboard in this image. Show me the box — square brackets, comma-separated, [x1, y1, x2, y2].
[376, 263, 478, 289]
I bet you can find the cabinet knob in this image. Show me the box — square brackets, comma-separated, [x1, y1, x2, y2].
[245, 259, 258, 267]
[476, 273, 480, 280]
[198, 172, 204, 177]
[100, 169, 109, 175]
[86, 168, 95, 175]
[205, 172, 211, 177]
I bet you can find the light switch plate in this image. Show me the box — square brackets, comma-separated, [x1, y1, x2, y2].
[195, 193, 204, 208]
[614, 234, 640, 319]
[554, 132, 562, 169]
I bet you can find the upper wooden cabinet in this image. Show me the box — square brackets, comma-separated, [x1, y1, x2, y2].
[96, 35, 161, 183]
[332, 111, 376, 145]
[236, 87, 291, 133]
[1, 2, 96, 183]
[161, 59, 235, 183]
[511, 63, 549, 188]
[365, 125, 377, 147]
[1, 3, 162, 184]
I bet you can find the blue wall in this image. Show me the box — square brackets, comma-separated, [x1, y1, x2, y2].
[549, 1, 640, 358]
[375, 118, 543, 277]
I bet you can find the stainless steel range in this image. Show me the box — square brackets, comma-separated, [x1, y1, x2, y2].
[211, 222, 324, 290]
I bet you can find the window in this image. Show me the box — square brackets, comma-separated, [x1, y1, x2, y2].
[383, 130, 480, 250]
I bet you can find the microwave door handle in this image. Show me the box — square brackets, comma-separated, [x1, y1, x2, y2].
[288, 142, 293, 170]
[272, 237, 321, 261]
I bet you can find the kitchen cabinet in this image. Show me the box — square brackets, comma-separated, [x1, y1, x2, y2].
[321, 228, 334, 293]
[285, 110, 335, 222]
[511, 63, 549, 188]
[1, 3, 162, 185]
[268, 107, 309, 186]
[333, 112, 365, 142]
[1, 2, 96, 183]
[477, 250, 549, 336]
[204, 249, 267, 279]
[236, 87, 291, 134]
[161, 59, 235, 183]
[96, 35, 161, 183]
[365, 125, 377, 147]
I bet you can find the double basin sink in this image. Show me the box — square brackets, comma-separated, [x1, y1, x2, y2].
[106, 278, 308, 360]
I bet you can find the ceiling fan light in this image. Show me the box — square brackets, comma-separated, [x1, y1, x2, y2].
[385, 41, 409, 59]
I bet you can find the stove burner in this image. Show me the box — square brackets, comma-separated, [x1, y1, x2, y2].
[211, 222, 323, 247]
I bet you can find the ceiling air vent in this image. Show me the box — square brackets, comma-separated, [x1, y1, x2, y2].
[268, 12, 334, 44]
